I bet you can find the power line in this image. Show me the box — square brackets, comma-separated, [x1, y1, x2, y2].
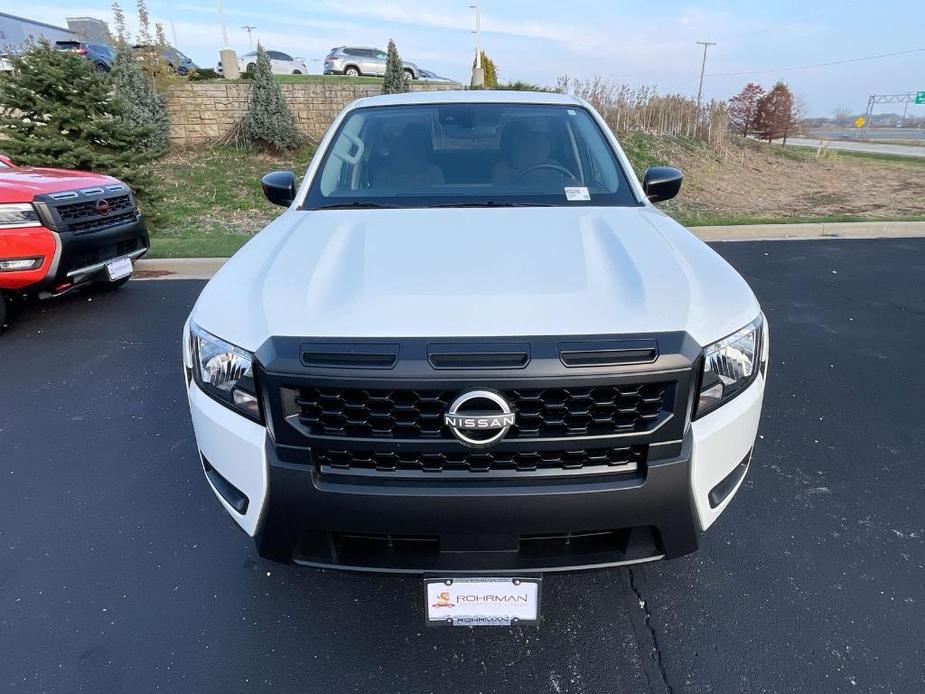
[705, 47, 925, 78]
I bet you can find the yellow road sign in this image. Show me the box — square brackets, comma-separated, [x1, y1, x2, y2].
[855, 116, 865, 128]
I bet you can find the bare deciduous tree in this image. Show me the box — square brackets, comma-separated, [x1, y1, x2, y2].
[727, 83, 765, 137]
[754, 81, 798, 144]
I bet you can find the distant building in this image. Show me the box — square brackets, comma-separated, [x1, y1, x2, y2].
[0, 11, 76, 52]
[66, 17, 111, 44]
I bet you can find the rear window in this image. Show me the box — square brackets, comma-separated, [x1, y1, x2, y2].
[304, 102, 639, 210]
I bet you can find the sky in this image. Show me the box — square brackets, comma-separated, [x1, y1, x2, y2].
[9, 0, 925, 117]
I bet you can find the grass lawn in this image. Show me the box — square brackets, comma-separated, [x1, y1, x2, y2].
[204, 74, 384, 85]
[144, 145, 314, 258]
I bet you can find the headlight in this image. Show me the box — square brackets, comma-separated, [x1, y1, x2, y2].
[189, 323, 263, 423]
[694, 315, 763, 419]
[0, 203, 41, 229]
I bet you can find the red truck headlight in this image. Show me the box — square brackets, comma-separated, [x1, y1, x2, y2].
[0, 203, 40, 229]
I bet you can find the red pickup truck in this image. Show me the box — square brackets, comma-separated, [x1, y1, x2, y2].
[0, 156, 149, 328]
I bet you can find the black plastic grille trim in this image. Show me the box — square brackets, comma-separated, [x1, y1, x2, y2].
[289, 383, 671, 440]
[68, 210, 137, 234]
[57, 194, 133, 222]
[70, 237, 141, 270]
[315, 445, 644, 475]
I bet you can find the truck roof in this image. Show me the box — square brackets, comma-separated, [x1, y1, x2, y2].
[350, 89, 586, 110]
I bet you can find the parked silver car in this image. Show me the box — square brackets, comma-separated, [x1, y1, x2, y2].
[227, 50, 307, 75]
[323, 46, 419, 79]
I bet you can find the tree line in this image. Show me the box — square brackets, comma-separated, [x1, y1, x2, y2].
[727, 81, 804, 144]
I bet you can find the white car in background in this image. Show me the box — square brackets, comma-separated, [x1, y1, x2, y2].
[218, 50, 308, 75]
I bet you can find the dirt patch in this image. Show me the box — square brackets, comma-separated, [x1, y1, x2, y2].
[657, 139, 925, 221]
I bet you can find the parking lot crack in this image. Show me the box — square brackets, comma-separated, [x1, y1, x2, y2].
[627, 568, 674, 694]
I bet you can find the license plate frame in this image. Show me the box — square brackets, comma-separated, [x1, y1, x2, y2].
[106, 256, 133, 281]
[424, 576, 542, 626]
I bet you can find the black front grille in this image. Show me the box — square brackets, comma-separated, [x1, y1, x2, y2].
[315, 445, 644, 475]
[57, 194, 133, 222]
[38, 191, 138, 234]
[71, 237, 141, 269]
[68, 210, 136, 233]
[290, 383, 671, 440]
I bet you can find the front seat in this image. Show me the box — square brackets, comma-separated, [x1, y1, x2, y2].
[492, 122, 554, 184]
[374, 122, 445, 189]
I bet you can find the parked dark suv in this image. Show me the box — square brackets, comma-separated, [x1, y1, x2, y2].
[132, 44, 198, 75]
[53, 41, 115, 72]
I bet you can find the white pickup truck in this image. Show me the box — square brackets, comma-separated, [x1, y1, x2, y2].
[183, 91, 768, 626]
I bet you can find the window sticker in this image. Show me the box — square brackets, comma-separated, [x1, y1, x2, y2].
[567, 109, 577, 115]
[564, 186, 590, 201]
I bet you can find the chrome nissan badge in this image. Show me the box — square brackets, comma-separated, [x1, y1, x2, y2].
[444, 390, 516, 447]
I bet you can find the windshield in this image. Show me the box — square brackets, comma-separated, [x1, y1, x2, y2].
[303, 103, 640, 209]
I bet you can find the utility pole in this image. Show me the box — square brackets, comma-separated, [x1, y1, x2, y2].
[469, 2, 484, 88]
[217, 0, 239, 79]
[241, 25, 256, 49]
[695, 41, 716, 110]
[165, 0, 178, 46]
[217, 0, 229, 47]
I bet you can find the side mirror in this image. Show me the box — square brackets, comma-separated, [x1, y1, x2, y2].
[261, 170, 297, 207]
[642, 166, 683, 203]
[0, 154, 15, 167]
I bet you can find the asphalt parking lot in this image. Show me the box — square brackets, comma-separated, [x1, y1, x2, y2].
[2, 238, 923, 693]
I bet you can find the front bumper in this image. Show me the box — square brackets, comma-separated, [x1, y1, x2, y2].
[36, 217, 149, 295]
[0, 225, 59, 291]
[185, 342, 766, 573]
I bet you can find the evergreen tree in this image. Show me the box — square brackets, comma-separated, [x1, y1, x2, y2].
[112, 47, 170, 152]
[382, 39, 409, 95]
[476, 51, 498, 89]
[242, 45, 301, 151]
[0, 42, 157, 193]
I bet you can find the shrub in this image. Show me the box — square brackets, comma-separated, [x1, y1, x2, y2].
[0, 42, 159, 194]
[241, 45, 301, 151]
[189, 68, 220, 81]
[112, 47, 170, 152]
[496, 80, 554, 92]
[476, 51, 498, 89]
[382, 39, 408, 95]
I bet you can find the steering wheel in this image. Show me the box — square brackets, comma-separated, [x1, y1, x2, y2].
[512, 163, 576, 183]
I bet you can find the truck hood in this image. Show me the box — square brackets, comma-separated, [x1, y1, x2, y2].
[0, 167, 121, 202]
[193, 206, 761, 350]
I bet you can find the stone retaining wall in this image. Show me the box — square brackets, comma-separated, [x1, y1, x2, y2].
[166, 81, 458, 146]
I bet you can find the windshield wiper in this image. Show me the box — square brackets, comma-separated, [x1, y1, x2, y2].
[428, 201, 554, 208]
[314, 201, 398, 210]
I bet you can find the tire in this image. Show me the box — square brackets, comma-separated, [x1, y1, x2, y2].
[292, 70, 302, 75]
[403, 68, 414, 80]
[245, 62, 256, 74]
[344, 65, 360, 77]
[0, 293, 7, 332]
[96, 62, 110, 73]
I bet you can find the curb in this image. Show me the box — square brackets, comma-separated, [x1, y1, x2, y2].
[693, 220, 925, 242]
[135, 221, 925, 279]
[135, 257, 227, 279]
